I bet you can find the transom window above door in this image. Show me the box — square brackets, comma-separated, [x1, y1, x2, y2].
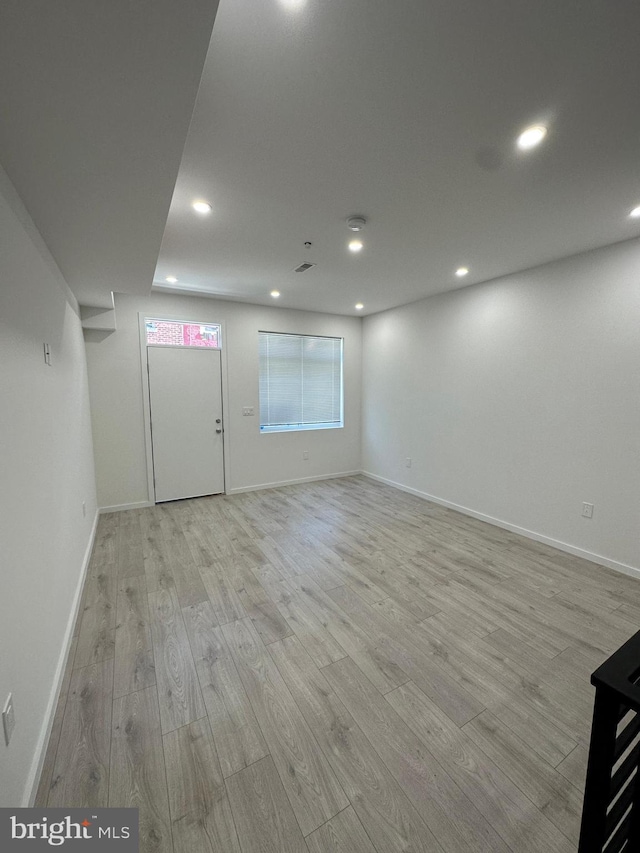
[145, 318, 221, 348]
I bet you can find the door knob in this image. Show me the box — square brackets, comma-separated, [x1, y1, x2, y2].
[216, 428, 222, 434]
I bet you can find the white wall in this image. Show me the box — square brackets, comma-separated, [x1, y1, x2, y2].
[85, 292, 362, 509]
[362, 239, 640, 574]
[0, 168, 97, 805]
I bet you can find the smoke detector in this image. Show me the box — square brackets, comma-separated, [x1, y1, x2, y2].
[347, 216, 366, 232]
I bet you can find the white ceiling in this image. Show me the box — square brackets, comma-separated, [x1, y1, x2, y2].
[154, 0, 640, 315]
[0, 1, 219, 308]
[2, 2, 640, 316]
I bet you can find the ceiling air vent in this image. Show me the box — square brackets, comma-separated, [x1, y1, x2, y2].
[294, 262, 316, 273]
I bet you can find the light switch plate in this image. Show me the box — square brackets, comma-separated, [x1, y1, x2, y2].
[3, 694, 15, 746]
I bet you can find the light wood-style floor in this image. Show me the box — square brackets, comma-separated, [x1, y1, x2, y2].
[35, 476, 640, 853]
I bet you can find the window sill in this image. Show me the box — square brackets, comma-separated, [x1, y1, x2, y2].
[260, 423, 344, 434]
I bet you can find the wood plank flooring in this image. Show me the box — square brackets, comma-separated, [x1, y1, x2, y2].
[36, 476, 640, 852]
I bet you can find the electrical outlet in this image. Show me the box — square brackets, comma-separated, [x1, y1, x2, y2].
[582, 502, 594, 519]
[43, 343, 51, 365]
[302, 450, 309, 460]
[405, 457, 412, 468]
[242, 407, 255, 416]
[3, 694, 15, 746]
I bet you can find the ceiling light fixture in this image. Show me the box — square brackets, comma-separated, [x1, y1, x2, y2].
[455, 267, 469, 277]
[355, 303, 364, 310]
[270, 290, 280, 298]
[629, 205, 640, 218]
[349, 240, 363, 253]
[165, 276, 178, 284]
[516, 124, 547, 151]
[192, 201, 212, 214]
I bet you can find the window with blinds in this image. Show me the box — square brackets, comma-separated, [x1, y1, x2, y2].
[259, 332, 343, 432]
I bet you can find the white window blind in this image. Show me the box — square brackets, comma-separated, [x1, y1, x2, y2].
[259, 332, 343, 432]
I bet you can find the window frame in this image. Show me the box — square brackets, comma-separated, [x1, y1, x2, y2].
[144, 317, 222, 350]
[258, 330, 344, 434]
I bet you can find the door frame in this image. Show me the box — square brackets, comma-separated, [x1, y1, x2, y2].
[138, 312, 232, 503]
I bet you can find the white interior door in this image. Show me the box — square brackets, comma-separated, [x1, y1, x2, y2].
[148, 346, 224, 502]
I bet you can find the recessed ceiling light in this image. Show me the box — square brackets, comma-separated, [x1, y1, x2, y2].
[165, 276, 178, 284]
[516, 125, 547, 151]
[270, 290, 280, 298]
[455, 267, 469, 277]
[192, 201, 212, 214]
[629, 205, 640, 218]
[355, 303, 364, 310]
[349, 240, 363, 253]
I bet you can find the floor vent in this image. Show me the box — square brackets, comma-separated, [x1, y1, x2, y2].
[294, 262, 316, 273]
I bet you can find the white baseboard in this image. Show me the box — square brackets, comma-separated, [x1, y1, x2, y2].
[25, 508, 100, 806]
[228, 470, 361, 495]
[361, 470, 640, 582]
[99, 500, 153, 513]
